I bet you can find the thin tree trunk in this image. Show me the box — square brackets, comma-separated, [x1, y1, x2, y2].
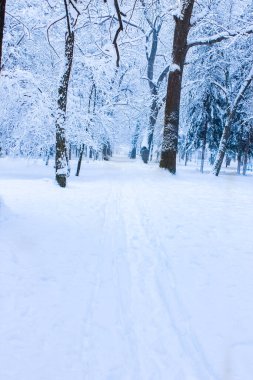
[149, 140, 154, 161]
[45, 146, 53, 166]
[237, 152, 241, 175]
[45, 152, 50, 166]
[213, 65, 253, 176]
[225, 155, 231, 167]
[184, 151, 188, 166]
[200, 122, 208, 173]
[147, 96, 159, 159]
[55, 31, 74, 187]
[160, 1, 194, 173]
[130, 122, 140, 159]
[213, 124, 231, 176]
[243, 132, 250, 175]
[76, 144, 84, 176]
[69, 143, 72, 160]
[0, 0, 6, 71]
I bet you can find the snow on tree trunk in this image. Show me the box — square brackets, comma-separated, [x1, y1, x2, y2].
[55, 31, 74, 188]
[213, 123, 231, 176]
[0, 0, 6, 71]
[213, 64, 253, 176]
[160, 0, 194, 173]
[147, 95, 159, 159]
[200, 122, 208, 173]
[130, 123, 140, 159]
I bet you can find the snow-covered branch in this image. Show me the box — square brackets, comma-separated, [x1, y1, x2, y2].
[187, 25, 253, 49]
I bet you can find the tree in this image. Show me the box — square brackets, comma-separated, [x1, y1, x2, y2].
[55, 0, 79, 187]
[160, 0, 253, 174]
[213, 64, 253, 176]
[0, 0, 6, 71]
[160, 0, 194, 173]
[139, 1, 170, 159]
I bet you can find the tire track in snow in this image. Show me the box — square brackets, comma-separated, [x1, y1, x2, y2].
[120, 183, 187, 379]
[79, 185, 113, 379]
[80, 180, 140, 379]
[134, 179, 221, 380]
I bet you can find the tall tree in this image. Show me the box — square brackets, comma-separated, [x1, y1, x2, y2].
[160, 0, 253, 174]
[0, 0, 6, 71]
[55, 0, 79, 187]
[160, 0, 194, 173]
[213, 64, 253, 176]
[139, 1, 170, 159]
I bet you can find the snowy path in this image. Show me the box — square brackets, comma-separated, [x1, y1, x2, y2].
[1, 157, 253, 380]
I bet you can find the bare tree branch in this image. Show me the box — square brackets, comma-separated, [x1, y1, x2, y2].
[64, 0, 71, 35]
[6, 11, 30, 37]
[112, 0, 124, 67]
[157, 64, 170, 87]
[47, 15, 67, 58]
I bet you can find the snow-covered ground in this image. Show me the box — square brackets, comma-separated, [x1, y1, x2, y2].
[0, 156, 253, 380]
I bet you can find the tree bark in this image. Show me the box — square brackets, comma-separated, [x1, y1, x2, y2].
[212, 123, 231, 176]
[237, 152, 242, 175]
[147, 94, 159, 158]
[160, 1, 194, 173]
[69, 143, 72, 160]
[225, 155, 231, 167]
[200, 122, 208, 173]
[145, 24, 160, 160]
[55, 31, 74, 187]
[184, 151, 188, 166]
[243, 132, 250, 176]
[0, 0, 6, 71]
[130, 122, 140, 159]
[76, 144, 84, 176]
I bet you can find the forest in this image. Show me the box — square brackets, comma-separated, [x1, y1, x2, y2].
[0, 0, 253, 185]
[1, 2, 253, 380]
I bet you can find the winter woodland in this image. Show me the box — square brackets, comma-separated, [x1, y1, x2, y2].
[1, 0, 253, 181]
[0, 1, 253, 379]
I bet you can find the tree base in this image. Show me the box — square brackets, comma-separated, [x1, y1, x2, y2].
[159, 151, 176, 174]
[56, 174, 66, 188]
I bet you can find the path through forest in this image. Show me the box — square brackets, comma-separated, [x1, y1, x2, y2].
[0, 157, 253, 380]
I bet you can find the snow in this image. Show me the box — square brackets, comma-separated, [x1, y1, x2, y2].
[0, 196, 12, 222]
[170, 63, 181, 72]
[0, 156, 253, 380]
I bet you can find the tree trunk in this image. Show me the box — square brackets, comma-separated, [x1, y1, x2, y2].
[237, 152, 242, 175]
[55, 31, 74, 187]
[130, 122, 140, 159]
[200, 122, 208, 173]
[130, 147, 136, 159]
[0, 0, 6, 71]
[213, 65, 253, 176]
[243, 132, 250, 176]
[76, 144, 84, 176]
[69, 143, 72, 160]
[212, 124, 231, 176]
[160, 1, 194, 173]
[149, 140, 154, 161]
[225, 155, 231, 167]
[147, 95, 159, 158]
[184, 151, 188, 166]
[45, 152, 50, 166]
